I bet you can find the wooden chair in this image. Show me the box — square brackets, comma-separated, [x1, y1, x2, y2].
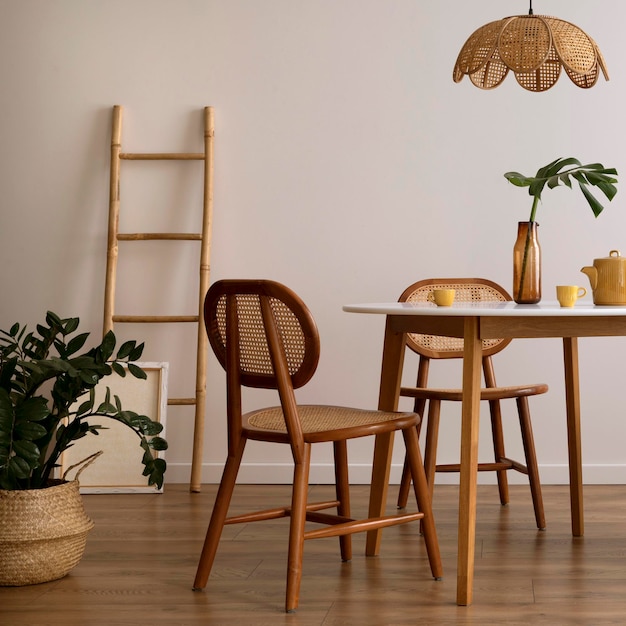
[193, 279, 442, 612]
[396, 278, 547, 530]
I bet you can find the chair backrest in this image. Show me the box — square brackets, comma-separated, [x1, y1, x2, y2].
[204, 279, 320, 390]
[399, 278, 513, 360]
[204, 279, 320, 459]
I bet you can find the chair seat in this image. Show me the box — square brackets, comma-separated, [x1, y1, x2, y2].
[245, 405, 420, 443]
[400, 383, 549, 402]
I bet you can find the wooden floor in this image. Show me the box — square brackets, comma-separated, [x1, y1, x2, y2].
[2, 483, 626, 625]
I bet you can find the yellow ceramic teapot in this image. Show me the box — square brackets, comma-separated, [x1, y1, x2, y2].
[580, 250, 626, 305]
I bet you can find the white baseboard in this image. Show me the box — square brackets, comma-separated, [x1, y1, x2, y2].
[164, 462, 626, 486]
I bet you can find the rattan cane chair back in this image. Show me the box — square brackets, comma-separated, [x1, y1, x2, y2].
[400, 277, 512, 359]
[194, 279, 443, 613]
[207, 281, 319, 391]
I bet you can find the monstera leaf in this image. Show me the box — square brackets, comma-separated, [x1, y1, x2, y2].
[505, 157, 618, 221]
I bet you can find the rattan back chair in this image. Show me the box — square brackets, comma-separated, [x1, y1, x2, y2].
[396, 278, 547, 530]
[193, 279, 442, 613]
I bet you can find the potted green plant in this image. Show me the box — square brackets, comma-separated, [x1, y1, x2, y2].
[0, 311, 167, 585]
[504, 157, 619, 303]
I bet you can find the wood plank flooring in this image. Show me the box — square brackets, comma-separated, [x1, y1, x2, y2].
[2, 483, 626, 625]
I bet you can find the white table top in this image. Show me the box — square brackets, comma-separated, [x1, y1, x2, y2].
[343, 301, 626, 317]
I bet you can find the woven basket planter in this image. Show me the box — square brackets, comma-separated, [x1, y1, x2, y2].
[0, 479, 95, 586]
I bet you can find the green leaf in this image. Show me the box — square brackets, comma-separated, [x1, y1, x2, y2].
[142, 421, 164, 436]
[149, 436, 168, 451]
[503, 172, 531, 187]
[14, 420, 48, 440]
[116, 341, 136, 360]
[45, 311, 64, 328]
[127, 363, 147, 379]
[559, 173, 573, 188]
[596, 181, 618, 201]
[65, 332, 89, 356]
[62, 316, 80, 335]
[110, 361, 126, 377]
[0, 357, 18, 391]
[535, 157, 565, 179]
[75, 399, 94, 417]
[547, 175, 560, 190]
[541, 157, 580, 179]
[79, 371, 100, 385]
[129, 343, 145, 362]
[16, 396, 50, 422]
[100, 331, 116, 360]
[12, 440, 41, 464]
[96, 401, 116, 414]
[579, 183, 604, 217]
[9, 455, 32, 479]
[147, 457, 167, 488]
[0, 388, 14, 427]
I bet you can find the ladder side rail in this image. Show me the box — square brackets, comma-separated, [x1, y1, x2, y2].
[103, 105, 123, 336]
[190, 106, 215, 492]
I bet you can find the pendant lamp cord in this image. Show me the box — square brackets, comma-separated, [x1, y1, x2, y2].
[528, 0, 533, 15]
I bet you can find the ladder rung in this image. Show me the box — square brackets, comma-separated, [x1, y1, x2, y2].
[118, 233, 202, 241]
[168, 398, 197, 406]
[120, 152, 204, 161]
[112, 315, 199, 323]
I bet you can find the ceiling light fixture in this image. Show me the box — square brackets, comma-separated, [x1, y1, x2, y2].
[453, 1, 609, 92]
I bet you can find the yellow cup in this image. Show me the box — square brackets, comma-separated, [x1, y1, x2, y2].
[427, 288, 456, 307]
[556, 285, 587, 308]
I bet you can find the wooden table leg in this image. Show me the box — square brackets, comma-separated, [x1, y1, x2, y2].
[366, 317, 405, 556]
[456, 316, 482, 606]
[563, 336, 584, 537]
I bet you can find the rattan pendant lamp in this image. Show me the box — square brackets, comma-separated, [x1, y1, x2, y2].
[453, 1, 609, 92]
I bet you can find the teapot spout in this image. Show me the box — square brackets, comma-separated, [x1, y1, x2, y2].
[580, 266, 598, 290]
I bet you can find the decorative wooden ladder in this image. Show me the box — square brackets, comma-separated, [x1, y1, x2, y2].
[103, 105, 214, 492]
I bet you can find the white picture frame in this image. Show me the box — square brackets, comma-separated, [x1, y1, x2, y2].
[59, 362, 168, 494]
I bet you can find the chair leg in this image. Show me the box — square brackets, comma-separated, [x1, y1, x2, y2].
[400, 398, 440, 511]
[193, 437, 246, 590]
[517, 396, 546, 530]
[396, 453, 412, 509]
[489, 398, 510, 506]
[402, 425, 443, 580]
[423, 399, 440, 499]
[285, 443, 312, 613]
[333, 440, 352, 562]
[397, 398, 425, 509]
[419, 400, 440, 535]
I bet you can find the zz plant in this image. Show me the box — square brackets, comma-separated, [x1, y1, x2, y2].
[0, 311, 167, 490]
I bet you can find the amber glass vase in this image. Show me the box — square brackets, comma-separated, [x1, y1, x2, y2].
[513, 221, 541, 304]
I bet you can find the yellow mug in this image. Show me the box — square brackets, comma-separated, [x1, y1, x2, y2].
[427, 288, 456, 307]
[556, 285, 587, 308]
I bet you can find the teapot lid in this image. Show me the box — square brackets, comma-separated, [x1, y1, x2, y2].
[598, 250, 621, 259]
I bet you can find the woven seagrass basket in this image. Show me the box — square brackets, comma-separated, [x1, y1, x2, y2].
[0, 471, 95, 586]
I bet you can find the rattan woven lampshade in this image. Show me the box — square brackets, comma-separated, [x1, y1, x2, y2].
[453, 15, 609, 92]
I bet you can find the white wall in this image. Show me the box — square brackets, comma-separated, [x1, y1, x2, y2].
[2, 0, 626, 486]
